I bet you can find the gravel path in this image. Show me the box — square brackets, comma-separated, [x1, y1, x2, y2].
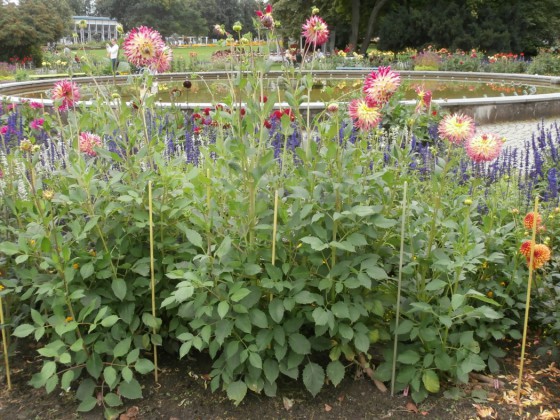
[478, 118, 560, 149]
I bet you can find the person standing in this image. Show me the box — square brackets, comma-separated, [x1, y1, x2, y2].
[106, 39, 119, 72]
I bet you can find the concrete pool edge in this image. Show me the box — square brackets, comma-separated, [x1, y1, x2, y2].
[2, 71, 560, 124]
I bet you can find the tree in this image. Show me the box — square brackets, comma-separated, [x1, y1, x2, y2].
[95, 0, 261, 38]
[0, 0, 73, 63]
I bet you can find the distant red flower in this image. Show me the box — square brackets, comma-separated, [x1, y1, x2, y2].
[29, 118, 44, 130]
[264, 120, 272, 129]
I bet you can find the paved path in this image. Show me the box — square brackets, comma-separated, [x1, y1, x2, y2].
[478, 118, 559, 148]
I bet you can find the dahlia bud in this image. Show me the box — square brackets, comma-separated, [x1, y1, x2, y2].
[232, 22, 242, 32]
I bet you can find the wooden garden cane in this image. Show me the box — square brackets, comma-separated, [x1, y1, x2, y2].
[516, 197, 539, 407]
[148, 181, 159, 383]
[391, 181, 407, 396]
[0, 290, 11, 390]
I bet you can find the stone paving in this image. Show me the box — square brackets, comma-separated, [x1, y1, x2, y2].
[478, 117, 560, 149]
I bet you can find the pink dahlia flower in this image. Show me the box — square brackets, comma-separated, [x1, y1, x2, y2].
[437, 113, 475, 144]
[78, 132, 102, 157]
[0, 125, 8, 135]
[363, 66, 401, 104]
[29, 101, 44, 109]
[51, 80, 80, 111]
[30, 118, 45, 130]
[465, 132, 504, 162]
[348, 98, 382, 130]
[148, 46, 173, 74]
[123, 26, 166, 69]
[302, 15, 329, 47]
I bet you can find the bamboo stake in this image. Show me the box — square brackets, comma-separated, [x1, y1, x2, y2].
[516, 197, 539, 405]
[148, 181, 158, 383]
[0, 294, 11, 390]
[271, 190, 279, 265]
[391, 181, 408, 396]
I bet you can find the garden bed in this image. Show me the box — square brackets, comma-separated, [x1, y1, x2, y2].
[0, 336, 558, 419]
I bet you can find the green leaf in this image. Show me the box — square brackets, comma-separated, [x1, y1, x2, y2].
[61, 370, 75, 391]
[326, 360, 345, 387]
[142, 313, 161, 329]
[269, 298, 284, 323]
[13, 323, 35, 337]
[113, 338, 132, 358]
[351, 205, 376, 217]
[422, 370, 440, 393]
[249, 309, 268, 328]
[227, 381, 247, 406]
[263, 359, 279, 383]
[80, 263, 94, 279]
[59, 352, 72, 364]
[121, 366, 133, 383]
[30, 309, 45, 326]
[15, 254, 28, 264]
[0, 241, 19, 255]
[451, 294, 465, 311]
[373, 216, 397, 228]
[104, 366, 118, 389]
[312, 307, 329, 326]
[135, 358, 155, 374]
[77, 396, 98, 412]
[215, 236, 232, 259]
[104, 392, 122, 407]
[354, 333, 370, 353]
[119, 378, 143, 399]
[425, 279, 447, 291]
[302, 362, 325, 397]
[112, 278, 127, 301]
[397, 349, 421, 365]
[230, 288, 251, 302]
[331, 302, 350, 319]
[215, 319, 233, 345]
[289, 333, 311, 355]
[461, 353, 486, 373]
[434, 352, 452, 371]
[396, 319, 414, 335]
[300, 236, 329, 251]
[249, 352, 263, 369]
[101, 315, 119, 328]
[217, 301, 229, 319]
[175, 285, 194, 302]
[185, 228, 203, 248]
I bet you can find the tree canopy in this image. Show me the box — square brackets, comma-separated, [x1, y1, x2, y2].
[0, 0, 73, 63]
[95, 0, 262, 37]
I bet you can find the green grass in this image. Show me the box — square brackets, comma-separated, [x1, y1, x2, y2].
[79, 44, 269, 65]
